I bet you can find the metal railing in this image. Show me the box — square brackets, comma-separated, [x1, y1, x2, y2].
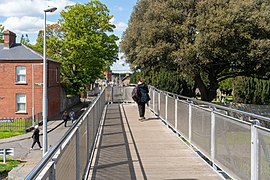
[26, 87, 107, 179]
[146, 86, 270, 180]
[26, 85, 270, 179]
[0, 112, 42, 131]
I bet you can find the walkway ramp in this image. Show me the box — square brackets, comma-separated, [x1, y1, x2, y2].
[88, 103, 223, 180]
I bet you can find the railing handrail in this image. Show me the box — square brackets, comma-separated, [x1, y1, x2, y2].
[149, 85, 270, 123]
[25, 87, 105, 179]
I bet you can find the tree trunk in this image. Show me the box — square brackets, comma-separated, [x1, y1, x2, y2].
[195, 73, 219, 102]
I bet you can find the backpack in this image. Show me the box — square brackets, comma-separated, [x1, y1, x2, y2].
[132, 86, 140, 102]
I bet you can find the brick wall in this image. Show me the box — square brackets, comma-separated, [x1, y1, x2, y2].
[0, 60, 61, 119]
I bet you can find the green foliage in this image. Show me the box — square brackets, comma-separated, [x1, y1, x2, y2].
[0, 158, 20, 173]
[233, 77, 270, 105]
[0, 24, 4, 43]
[131, 68, 195, 97]
[0, 130, 25, 139]
[33, 0, 119, 95]
[121, 0, 270, 102]
[20, 34, 30, 45]
[58, 0, 119, 94]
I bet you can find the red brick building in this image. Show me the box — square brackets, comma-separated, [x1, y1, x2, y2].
[0, 30, 61, 119]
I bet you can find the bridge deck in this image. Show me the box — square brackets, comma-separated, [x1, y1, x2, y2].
[88, 103, 223, 180]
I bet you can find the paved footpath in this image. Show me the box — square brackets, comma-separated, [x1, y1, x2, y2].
[0, 100, 92, 180]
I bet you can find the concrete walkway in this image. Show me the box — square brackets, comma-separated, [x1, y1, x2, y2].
[88, 103, 224, 180]
[0, 100, 91, 180]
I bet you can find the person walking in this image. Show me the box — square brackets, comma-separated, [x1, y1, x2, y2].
[62, 110, 69, 127]
[30, 125, 42, 150]
[69, 109, 76, 123]
[136, 77, 151, 120]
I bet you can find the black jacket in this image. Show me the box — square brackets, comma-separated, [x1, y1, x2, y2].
[32, 129, 40, 141]
[137, 83, 150, 103]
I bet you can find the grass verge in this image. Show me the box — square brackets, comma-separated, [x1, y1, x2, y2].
[0, 130, 25, 139]
[0, 158, 21, 173]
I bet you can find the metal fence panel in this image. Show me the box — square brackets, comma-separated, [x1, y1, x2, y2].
[258, 128, 270, 179]
[112, 86, 123, 103]
[160, 93, 166, 120]
[79, 120, 88, 179]
[191, 106, 211, 158]
[123, 86, 134, 102]
[215, 113, 251, 180]
[149, 89, 153, 109]
[154, 91, 159, 114]
[55, 134, 77, 180]
[167, 96, 175, 127]
[177, 100, 189, 139]
[88, 109, 94, 152]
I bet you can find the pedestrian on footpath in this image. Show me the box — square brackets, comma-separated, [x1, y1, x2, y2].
[30, 125, 42, 150]
[62, 110, 69, 127]
[136, 77, 151, 120]
[69, 109, 76, 123]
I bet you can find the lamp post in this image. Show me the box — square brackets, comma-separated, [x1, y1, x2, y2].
[43, 6, 57, 156]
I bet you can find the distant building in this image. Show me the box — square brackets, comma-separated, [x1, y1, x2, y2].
[0, 30, 61, 119]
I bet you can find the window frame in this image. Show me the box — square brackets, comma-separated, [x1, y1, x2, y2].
[16, 93, 26, 113]
[16, 66, 26, 84]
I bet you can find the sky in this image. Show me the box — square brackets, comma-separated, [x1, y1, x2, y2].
[0, 0, 137, 73]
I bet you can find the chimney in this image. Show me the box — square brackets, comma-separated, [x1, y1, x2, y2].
[4, 30, 16, 49]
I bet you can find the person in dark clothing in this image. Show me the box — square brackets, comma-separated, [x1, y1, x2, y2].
[30, 125, 42, 150]
[69, 109, 76, 123]
[137, 77, 151, 120]
[62, 110, 69, 127]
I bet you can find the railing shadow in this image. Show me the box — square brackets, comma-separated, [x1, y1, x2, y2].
[91, 104, 136, 180]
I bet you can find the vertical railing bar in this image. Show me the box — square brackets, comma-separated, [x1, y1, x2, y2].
[175, 97, 178, 130]
[188, 102, 192, 142]
[158, 92, 160, 116]
[211, 108, 216, 169]
[165, 93, 168, 126]
[76, 129, 80, 180]
[251, 122, 259, 180]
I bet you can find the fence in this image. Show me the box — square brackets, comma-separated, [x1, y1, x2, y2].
[0, 112, 42, 131]
[146, 86, 270, 180]
[26, 85, 270, 179]
[26, 87, 107, 179]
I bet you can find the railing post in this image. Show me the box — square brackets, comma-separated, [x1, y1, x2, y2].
[152, 89, 155, 111]
[211, 108, 216, 169]
[188, 102, 192, 142]
[3, 149, 6, 163]
[111, 85, 113, 103]
[158, 92, 160, 116]
[251, 120, 259, 180]
[165, 93, 168, 125]
[175, 98, 178, 130]
[76, 130, 80, 180]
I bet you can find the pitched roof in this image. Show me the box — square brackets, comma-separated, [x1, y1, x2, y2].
[0, 43, 59, 63]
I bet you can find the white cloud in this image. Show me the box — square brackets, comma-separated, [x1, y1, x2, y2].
[115, 22, 128, 32]
[0, 0, 75, 17]
[115, 6, 124, 12]
[3, 16, 55, 34]
[110, 17, 127, 32]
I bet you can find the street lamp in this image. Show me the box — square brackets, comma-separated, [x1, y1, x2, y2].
[43, 6, 57, 156]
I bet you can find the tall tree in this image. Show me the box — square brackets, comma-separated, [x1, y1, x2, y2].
[59, 0, 118, 94]
[33, 0, 118, 94]
[122, 0, 270, 101]
[0, 24, 4, 43]
[174, 0, 270, 101]
[20, 34, 30, 45]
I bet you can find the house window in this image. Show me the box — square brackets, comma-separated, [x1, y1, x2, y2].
[16, 94, 26, 113]
[16, 66, 26, 83]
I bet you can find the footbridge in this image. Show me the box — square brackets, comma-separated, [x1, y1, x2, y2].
[26, 86, 270, 180]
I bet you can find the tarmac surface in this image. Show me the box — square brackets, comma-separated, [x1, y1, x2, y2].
[0, 98, 94, 180]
